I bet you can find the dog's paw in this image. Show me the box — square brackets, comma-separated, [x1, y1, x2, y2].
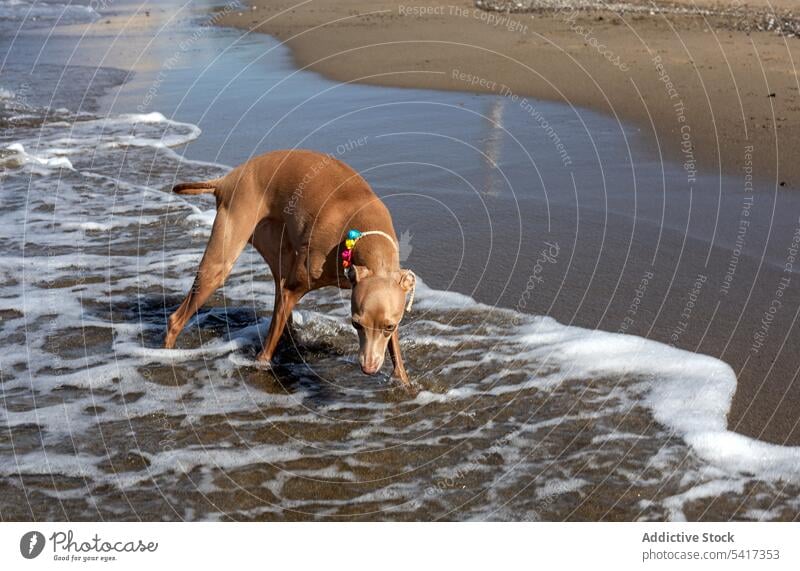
[403, 383, 421, 398]
[252, 353, 275, 369]
[391, 374, 420, 397]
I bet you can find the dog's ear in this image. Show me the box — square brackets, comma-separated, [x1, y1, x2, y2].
[347, 265, 371, 284]
[397, 269, 416, 293]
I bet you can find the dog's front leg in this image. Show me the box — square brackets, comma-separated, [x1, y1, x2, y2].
[388, 329, 413, 390]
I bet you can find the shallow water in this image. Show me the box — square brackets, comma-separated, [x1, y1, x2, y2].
[2, 0, 800, 521]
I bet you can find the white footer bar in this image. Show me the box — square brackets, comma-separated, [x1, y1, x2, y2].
[1, 522, 797, 570]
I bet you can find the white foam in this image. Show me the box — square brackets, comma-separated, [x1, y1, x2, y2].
[661, 479, 747, 521]
[412, 280, 476, 310]
[2, 142, 74, 171]
[534, 478, 589, 500]
[3, 113, 201, 172]
[512, 324, 800, 482]
[405, 282, 800, 491]
[0, 0, 99, 25]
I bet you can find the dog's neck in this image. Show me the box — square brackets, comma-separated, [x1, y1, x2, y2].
[350, 233, 399, 276]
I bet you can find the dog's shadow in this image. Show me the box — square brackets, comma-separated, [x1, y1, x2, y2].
[100, 295, 381, 402]
[240, 327, 413, 404]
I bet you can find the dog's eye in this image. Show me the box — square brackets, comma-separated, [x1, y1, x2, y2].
[352, 320, 363, 330]
[385, 324, 396, 332]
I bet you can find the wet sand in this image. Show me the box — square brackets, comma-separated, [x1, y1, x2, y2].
[220, 0, 800, 189]
[216, 1, 800, 447]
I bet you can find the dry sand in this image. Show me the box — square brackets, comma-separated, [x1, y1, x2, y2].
[220, 0, 799, 189]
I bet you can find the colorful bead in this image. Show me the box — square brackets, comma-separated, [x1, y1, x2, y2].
[342, 229, 364, 270]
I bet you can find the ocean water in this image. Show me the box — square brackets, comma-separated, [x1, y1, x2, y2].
[1, 0, 800, 521]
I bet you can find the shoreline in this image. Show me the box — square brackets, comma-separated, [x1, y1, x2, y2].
[219, 0, 800, 191]
[213, 1, 800, 448]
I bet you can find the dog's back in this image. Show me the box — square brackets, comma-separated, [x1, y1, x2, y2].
[174, 149, 383, 225]
[173, 148, 397, 276]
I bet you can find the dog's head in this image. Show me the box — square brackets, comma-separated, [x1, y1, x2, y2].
[348, 265, 415, 375]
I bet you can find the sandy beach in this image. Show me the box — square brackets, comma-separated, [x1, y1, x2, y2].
[220, 0, 800, 190]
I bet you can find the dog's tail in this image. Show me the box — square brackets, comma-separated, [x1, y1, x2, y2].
[172, 178, 222, 196]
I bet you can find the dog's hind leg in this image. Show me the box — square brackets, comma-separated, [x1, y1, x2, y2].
[164, 206, 256, 349]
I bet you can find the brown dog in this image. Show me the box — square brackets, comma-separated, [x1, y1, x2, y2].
[164, 149, 416, 387]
